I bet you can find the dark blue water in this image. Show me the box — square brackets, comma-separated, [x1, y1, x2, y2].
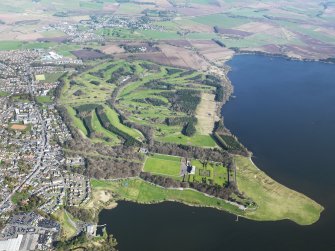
[99, 55, 335, 251]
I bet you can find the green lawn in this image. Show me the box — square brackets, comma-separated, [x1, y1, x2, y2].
[36, 95, 53, 104]
[144, 154, 181, 177]
[90, 178, 243, 215]
[235, 156, 324, 225]
[158, 133, 217, 147]
[189, 160, 228, 186]
[0, 41, 23, 50]
[11, 191, 29, 205]
[0, 91, 9, 97]
[44, 72, 65, 83]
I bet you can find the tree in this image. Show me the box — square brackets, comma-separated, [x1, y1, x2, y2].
[182, 122, 196, 137]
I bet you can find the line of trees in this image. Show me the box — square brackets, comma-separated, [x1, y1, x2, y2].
[149, 141, 231, 164]
[140, 172, 237, 200]
[165, 116, 197, 126]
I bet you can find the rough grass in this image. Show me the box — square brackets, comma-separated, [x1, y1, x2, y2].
[195, 93, 217, 135]
[235, 156, 324, 225]
[52, 209, 77, 240]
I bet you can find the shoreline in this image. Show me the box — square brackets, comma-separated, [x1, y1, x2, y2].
[233, 50, 335, 65]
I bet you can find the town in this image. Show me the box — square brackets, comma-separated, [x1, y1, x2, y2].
[0, 49, 89, 250]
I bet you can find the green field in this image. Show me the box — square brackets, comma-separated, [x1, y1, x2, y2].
[187, 160, 229, 186]
[35, 74, 46, 81]
[143, 153, 229, 186]
[0, 91, 9, 97]
[158, 133, 217, 147]
[36, 95, 53, 104]
[235, 156, 324, 225]
[91, 178, 243, 215]
[144, 154, 182, 177]
[11, 191, 29, 205]
[191, 14, 248, 28]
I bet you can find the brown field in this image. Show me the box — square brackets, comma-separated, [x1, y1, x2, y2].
[116, 52, 173, 67]
[164, 39, 193, 47]
[118, 43, 210, 70]
[175, 5, 222, 16]
[195, 93, 219, 135]
[236, 22, 275, 33]
[214, 27, 253, 37]
[101, 44, 125, 54]
[190, 40, 235, 63]
[10, 124, 27, 130]
[71, 49, 108, 60]
[158, 43, 210, 70]
[103, 3, 120, 12]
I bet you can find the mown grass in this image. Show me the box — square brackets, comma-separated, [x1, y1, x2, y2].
[235, 156, 324, 225]
[36, 95, 53, 104]
[0, 91, 9, 97]
[158, 133, 217, 147]
[144, 154, 181, 176]
[189, 160, 228, 186]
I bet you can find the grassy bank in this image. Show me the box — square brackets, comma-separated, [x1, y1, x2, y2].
[90, 178, 243, 215]
[52, 209, 77, 240]
[235, 156, 324, 225]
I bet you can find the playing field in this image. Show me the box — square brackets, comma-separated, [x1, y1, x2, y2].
[144, 154, 181, 177]
[35, 74, 45, 81]
[10, 124, 27, 130]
